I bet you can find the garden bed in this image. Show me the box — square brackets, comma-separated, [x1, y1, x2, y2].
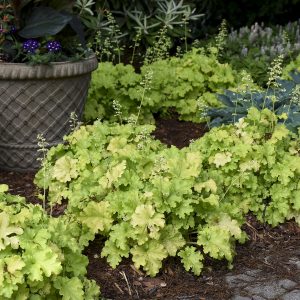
[1, 117, 299, 299]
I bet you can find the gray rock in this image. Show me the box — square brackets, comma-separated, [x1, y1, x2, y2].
[244, 269, 262, 277]
[226, 274, 257, 287]
[252, 296, 266, 300]
[282, 290, 300, 300]
[278, 279, 297, 290]
[231, 296, 252, 300]
[287, 258, 300, 270]
[244, 282, 285, 299]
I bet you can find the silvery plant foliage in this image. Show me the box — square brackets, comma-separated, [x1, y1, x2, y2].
[228, 20, 300, 59]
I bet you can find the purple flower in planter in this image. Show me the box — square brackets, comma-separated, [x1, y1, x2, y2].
[46, 40, 62, 53]
[23, 39, 40, 53]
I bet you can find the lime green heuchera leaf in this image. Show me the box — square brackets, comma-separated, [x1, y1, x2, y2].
[54, 276, 84, 300]
[23, 246, 62, 281]
[0, 184, 9, 193]
[0, 256, 26, 298]
[217, 214, 243, 239]
[0, 212, 23, 250]
[198, 214, 246, 261]
[178, 246, 204, 276]
[109, 223, 133, 251]
[5, 256, 25, 274]
[107, 137, 127, 153]
[210, 152, 232, 168]
[292, 190, 300, 211]
[99, 160, 127, 189]
[194, 179, 217, 193]
[159, 225, 185, 256]
[240, 160, 260, 172]
[181, 152, 202, 178]
[82, 278, 101, 300]
[269, 125, 290, 144]
[201, 194, 220, 207]
[101, 239, 130, 268]
[131, 240, 168, 277]
[131, 204, 165, 239]
[64, 251, 89, 277]
[79, 201, 113, 234]
[52, 156, 79, 183]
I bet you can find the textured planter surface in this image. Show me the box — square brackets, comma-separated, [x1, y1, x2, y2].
[0, 55, 98, 171]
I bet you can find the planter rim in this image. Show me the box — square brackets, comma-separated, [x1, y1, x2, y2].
[0, 53, 98, 80]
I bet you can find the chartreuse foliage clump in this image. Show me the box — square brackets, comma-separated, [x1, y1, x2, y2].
[35, 108, 300, 278]
[84, 48, 254, 123]
[0, 185, 99, 299]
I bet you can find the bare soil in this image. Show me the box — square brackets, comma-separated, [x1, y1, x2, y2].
[0, 117, 299, 300]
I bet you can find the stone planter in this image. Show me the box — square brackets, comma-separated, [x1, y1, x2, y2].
[0, 55, 98, 171]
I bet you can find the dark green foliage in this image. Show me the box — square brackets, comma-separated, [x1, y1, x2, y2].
[189, 0, 300, 37]
[205, 72, 300, 132]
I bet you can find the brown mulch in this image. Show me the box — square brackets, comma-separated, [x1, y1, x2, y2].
[0, 117, 299, 300]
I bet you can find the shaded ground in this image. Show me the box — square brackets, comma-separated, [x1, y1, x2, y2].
[0, 117, 299, 300]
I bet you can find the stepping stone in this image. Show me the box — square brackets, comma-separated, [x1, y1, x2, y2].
[282, 290, 300, 300]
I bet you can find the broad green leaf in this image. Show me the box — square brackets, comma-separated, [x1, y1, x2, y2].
[217, 214, 242, 238]
[23, 246, 62, 281]
[210, 152, 232, 167]
[19, 7, 72, 38]
[0, 212, 23, 250]
[5, 256, 25, 274]
[101, 239, 129, 268]
[109, 223, 132, 251]
[182, 152, 202, 178]
[79, 201, 113, 234]
[159, 225, 185, 256]
[178, 246, 204, 276]
[197, 225, 234, 262]
[99, 161, 126, 189]
[54, 276, 84, 300]
[52, 156, 78, 183]
[131, 204, 165, 239]
[131, 240, 168, 277]
[0, 184, 8, 193]
[194, 179, 217, 193]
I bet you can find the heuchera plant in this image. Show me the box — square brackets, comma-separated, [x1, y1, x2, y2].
[0, 0, 94, 64]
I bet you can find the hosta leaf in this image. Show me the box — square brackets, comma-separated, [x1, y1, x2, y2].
[178, 246, 204, 276]
[79, 201, 113, 234]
